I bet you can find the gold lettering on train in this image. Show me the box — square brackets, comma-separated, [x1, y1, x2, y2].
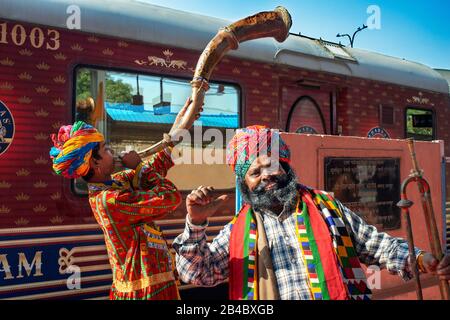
[17, 251, 44, 278]
[0, 22, 60, 51]
[0, 251, 44, 280]
[46, 29, 60, 51]
[0, 254, 14, 280]
[0, 22, 7, 44]
[30, 27, 45, 49]
[11, 24, 26, 46]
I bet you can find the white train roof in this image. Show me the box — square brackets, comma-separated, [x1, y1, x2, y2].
[0, 0, 448, 94]
[435, 69, 450, 92]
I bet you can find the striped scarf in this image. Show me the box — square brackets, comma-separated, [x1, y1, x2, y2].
[229, 186, 372, 300]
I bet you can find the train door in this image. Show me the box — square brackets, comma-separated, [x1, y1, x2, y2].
[281, 83, 335, 135]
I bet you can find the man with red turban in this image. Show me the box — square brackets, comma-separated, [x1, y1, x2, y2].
[49, 98, 198, 300]
[173, 125, 450, 300]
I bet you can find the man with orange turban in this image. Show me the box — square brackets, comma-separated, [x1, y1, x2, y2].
[49, 98, 197, 300]
[173, 125, 450, 300]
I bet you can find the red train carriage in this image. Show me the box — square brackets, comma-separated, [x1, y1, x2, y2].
[0, 0, 449, 299]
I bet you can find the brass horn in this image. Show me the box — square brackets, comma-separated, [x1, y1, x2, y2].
[397, 138, 450, 300]
[136, 6, 292, 158]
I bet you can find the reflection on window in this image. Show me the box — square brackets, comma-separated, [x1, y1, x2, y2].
[74, 67, 240, 194]
[406, 108, 434, 141]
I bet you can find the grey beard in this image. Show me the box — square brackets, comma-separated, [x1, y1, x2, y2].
[239, 168, 298, 214]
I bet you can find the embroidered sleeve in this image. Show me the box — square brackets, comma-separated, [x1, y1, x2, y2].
[172, 216, 231, 286]
[103, 177, 182, 221]
[132, 149, 174, 190]
[336, 200, 423, 281]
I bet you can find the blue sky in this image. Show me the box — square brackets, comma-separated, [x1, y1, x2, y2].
[141, 0, 450, 70]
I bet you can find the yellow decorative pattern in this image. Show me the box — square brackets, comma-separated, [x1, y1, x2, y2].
[71, 43, 84, 51]
[16, 168, 30, 176]
[35, 108, 49, 117]
[53, 75, 66, 84]
[34, 156, 48, 165]
[52, 121, 63, 130]
[0, 82, 13, 90]
[135, 49, 191, 71]
[16, 193, 30, 201]
[34, 133, 48, 140]
[33, 204, 47, 213]
[0, 57, 14, 66]
[36, 62, 50, 70]
[15, 217, 30, 226]
[87, 36, 99, 43]
[114, 271, 175, 293]
[18, 72, 32, 80]
[0, 181, 12, 189]
[19, 49, 33, 56]
[102, 48, 114, 56]
[54, 53, 67, 60]
[50, 192, 61, 200]
[52, 98, 66, 106]
[34, 180, 48, 188]
[163, 49, 173, 58]
[18, 96, 32, 104]
[35, 86, 50, 94]
[0, 205, 11, 214]
[407, 92, 434, 106]
[50, 216, 64, 224]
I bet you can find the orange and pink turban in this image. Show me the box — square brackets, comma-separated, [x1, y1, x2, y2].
[226, 125, 290, 179]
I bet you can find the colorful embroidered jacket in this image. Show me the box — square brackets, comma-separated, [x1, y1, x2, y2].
[88, 150, 182, 300]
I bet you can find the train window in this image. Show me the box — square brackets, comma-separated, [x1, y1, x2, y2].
[73, 67, 240, 195]
[405, 107, 435, 141]
[379, 105, 394, 126]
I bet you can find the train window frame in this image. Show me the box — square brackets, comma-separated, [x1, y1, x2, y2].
[71, 64, 243, 197]
[404, 106, 436, 141]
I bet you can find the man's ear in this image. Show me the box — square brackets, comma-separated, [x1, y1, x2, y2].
[89, 157, 98, 169]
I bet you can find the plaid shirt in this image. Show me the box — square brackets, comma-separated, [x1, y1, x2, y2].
[173, 199, 422, 300]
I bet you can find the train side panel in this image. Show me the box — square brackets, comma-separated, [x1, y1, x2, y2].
[0, 18, 448, 299]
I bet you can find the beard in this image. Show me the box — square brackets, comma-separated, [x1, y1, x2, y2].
[239, 162, 298, 214]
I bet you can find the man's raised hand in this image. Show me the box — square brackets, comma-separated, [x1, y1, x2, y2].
[186, 186, 228, 225]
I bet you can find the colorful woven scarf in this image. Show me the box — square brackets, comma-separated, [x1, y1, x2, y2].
[49, 121, 104, 179]
[229, 187, 372, 300]
[229, 204, 258, 299]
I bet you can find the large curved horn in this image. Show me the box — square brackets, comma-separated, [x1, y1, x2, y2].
[137, 6, 292, 157]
